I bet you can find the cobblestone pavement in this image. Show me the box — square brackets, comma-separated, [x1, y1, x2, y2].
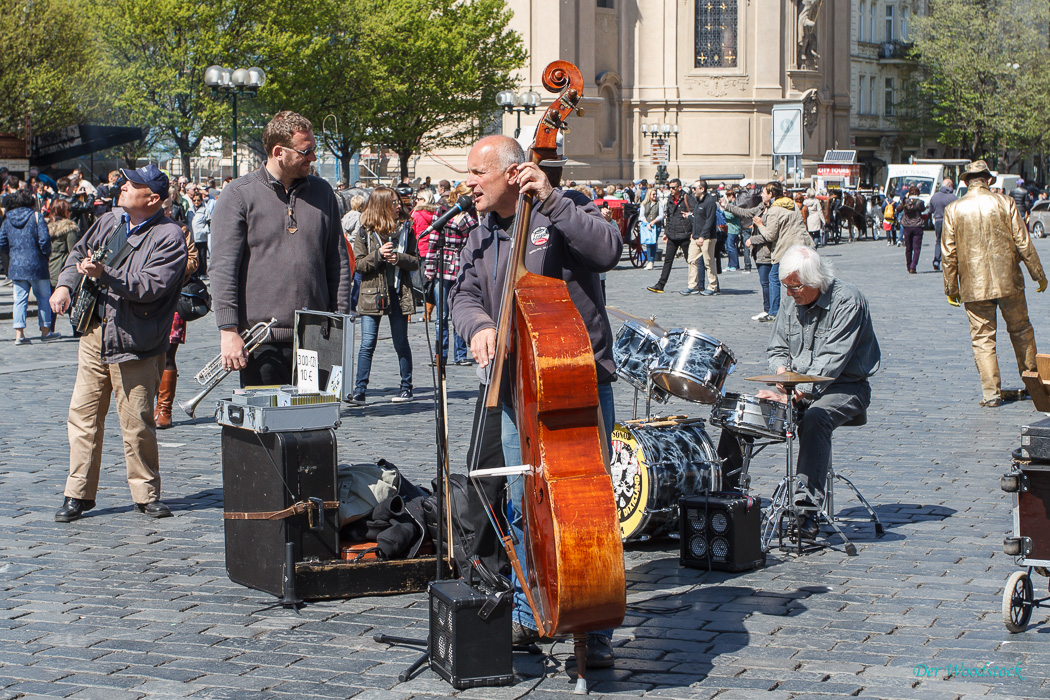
[2, 236, 1050, 699]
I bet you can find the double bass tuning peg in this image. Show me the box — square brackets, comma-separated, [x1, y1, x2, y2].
[576, 107, 585, 117]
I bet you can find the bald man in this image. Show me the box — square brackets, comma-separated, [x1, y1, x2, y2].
[449, 135, 623, 667]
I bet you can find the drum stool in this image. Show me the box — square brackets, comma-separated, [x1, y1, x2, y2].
[792, 410, 884, 555]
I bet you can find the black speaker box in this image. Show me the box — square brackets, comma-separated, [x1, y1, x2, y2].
[679, 491, 765, 572]
[428, 579, 513, 690]
[222, 427, 340, 596]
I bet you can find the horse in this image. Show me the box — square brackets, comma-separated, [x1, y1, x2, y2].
[838, 190, 871, 241]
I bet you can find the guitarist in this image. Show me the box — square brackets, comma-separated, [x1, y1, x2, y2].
[49, 164, 188, 523]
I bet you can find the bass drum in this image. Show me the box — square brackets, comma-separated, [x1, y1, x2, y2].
[610, 417, 721, 542]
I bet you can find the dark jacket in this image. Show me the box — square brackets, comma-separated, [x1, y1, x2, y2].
[1010, 186, 1031, 215]
[897, 196, 926, 228]
[663, 192, 693, 242]
[353, 222, 420, 316]
[450, 189, 622, 383]
[210, 167, 351, 343]
[0, 206, 51, 280]
[928, 184, 957, 224]
[691, 192, 717, 239]
[56, 211, 188, 364]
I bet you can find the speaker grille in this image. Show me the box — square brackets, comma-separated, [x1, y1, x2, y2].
[711, 536, 729, 561]
[689, 535, 708, 558]
[687, 508, 705, 533]
[711, 511, 729, 534]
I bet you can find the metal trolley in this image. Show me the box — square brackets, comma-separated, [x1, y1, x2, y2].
[1000, 449, 1050, 633]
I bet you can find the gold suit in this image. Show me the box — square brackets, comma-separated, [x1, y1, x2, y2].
[942, 182, 1046, 401]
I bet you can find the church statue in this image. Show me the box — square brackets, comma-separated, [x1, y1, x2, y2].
[797, 0, 824, 70]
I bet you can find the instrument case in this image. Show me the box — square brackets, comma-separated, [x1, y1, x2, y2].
[1019, 418, 1050, 463]
[222, 427, 342, 596]
[1004, 452, 1050, 568]
[221, 426, 436, 600]
[294, 309, 356, 402]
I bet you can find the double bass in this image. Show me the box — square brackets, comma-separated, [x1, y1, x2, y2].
[486, 60, 626, 691]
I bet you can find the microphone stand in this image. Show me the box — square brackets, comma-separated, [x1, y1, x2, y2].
[373, 207, 454, 682]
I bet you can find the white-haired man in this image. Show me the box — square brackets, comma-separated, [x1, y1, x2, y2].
[720, 245, 880, 539]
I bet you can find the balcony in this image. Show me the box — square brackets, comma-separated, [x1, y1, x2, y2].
[879, 40, 915, 63]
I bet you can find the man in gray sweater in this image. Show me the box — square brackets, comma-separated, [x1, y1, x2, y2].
[210, 111, 351, 385]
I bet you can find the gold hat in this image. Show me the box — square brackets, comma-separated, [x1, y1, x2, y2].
[960, 159, 996, 185]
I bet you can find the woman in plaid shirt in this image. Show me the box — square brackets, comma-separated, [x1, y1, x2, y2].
[425, 183, 475, 365]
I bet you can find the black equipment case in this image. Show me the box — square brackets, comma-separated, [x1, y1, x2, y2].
[1019, 418, 1050, 462]
[221, 426, 435, 600]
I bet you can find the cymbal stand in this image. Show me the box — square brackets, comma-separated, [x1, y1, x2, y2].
[760, 403, 858, 556]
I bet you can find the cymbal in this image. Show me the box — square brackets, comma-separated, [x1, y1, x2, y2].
[606, 307, 667, 337]
[745, 371, 835, 385]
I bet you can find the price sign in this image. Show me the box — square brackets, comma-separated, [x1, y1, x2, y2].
[296, 349, 319, 393]
[650, 138, 669, 166]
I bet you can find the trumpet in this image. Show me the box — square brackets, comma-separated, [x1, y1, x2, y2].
[179, 318, 278, 418]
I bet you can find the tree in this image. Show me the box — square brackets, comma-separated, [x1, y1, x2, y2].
[912, 0, 1050, 168]
[364, 0, 527, 179]
[89, 0, 286, 177]
[0, 0, 102, 134]
[263, 0, 378, 186]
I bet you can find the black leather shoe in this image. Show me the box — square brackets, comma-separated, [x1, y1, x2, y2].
[135, 500, 173, 518]
[586, 633, 615, 669]
[55, 497, 95, 523]
[792, 515, 819, 541]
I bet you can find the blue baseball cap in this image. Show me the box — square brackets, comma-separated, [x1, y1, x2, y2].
[120, 164, 170, 197]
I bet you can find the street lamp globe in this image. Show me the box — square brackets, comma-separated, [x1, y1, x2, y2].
[247, 67, 267, 88]
[522, 91, 542, 109]
[204, 65, 226, 88]
[231, 68, 251, 87]
[497, 90, 517, 108]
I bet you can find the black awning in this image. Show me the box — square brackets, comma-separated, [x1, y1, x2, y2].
[31, 124, 146, 167]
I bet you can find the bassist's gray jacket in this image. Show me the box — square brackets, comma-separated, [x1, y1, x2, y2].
[56, 211, 187, 364]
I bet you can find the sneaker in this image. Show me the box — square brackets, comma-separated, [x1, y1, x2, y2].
[646, 285, 665, 294]
[14, 337, 30, 346]
[759, 314, 776, 323]
[979, 397, 1002, 408]
[741, 268, 752, 274]
[726, 267, 738, 271]
[454, 358, 473, 366]
[679, 288, 700, 296]
[751, 311, 769, 321]
[41, 331, 62, 341]
[350, 393, 366, 405]
[391, 390, 413, 403]
[699, 289, 719, 296]
[644, 262, 654, 270]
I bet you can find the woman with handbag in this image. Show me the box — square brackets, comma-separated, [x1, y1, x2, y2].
[154, 210, 199, 428]
[351, 187, 420, 405]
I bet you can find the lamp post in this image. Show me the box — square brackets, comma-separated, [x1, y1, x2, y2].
[204, 65, 266, 179]
[641, 122, 679, 184]
[496, 89, 542, 139]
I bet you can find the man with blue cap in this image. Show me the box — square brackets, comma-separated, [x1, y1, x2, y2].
[50, 163, 188, 522]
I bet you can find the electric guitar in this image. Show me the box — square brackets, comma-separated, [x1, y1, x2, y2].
[69, 245, 109, 335]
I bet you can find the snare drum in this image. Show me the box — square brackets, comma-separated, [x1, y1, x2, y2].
[709, 392, 788, 441]
[650, 329, 736, 403]
[611, 417, 721, 541]
[612, 320, 669, 402]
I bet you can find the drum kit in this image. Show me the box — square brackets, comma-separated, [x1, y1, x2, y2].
[608, 308, 836, 552]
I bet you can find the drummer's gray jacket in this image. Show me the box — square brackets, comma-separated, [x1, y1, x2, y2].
[450, 189, 623, 383]
[767, 278, 881, 396]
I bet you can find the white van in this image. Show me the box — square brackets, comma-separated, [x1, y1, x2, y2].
[956, 172, 1020, 197]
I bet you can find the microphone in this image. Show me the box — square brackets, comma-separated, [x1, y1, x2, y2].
[422, 195, 474, 236]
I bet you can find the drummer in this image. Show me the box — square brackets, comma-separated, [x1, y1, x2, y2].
[718, 245, 881, 540]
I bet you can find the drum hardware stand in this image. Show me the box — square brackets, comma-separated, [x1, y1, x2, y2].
[252, 542, 303, 614]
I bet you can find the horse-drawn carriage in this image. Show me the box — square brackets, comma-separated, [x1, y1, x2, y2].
[822, 187, 878, 243]
[595, 198, 643, 266]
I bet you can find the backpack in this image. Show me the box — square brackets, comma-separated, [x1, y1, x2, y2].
[883, 201, 895, 221]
